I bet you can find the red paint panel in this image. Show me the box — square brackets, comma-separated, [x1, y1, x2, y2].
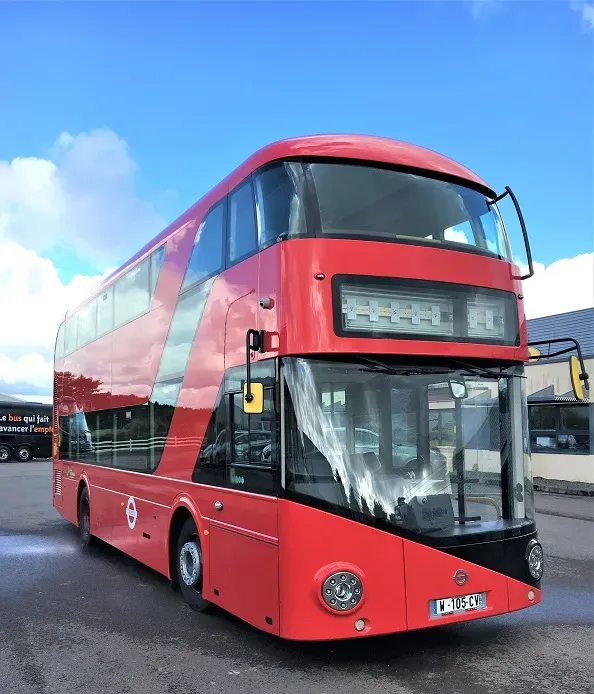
[223, 257, 259, 369]
[209, 525, 279, 635]
[276, 238, 528, 362]
[257, 244, 281, 357]
[508, 576, 541, 613]
[197, 489, 278, 540]
[278, 501, 407, 640]
[403, 539, 509, 630]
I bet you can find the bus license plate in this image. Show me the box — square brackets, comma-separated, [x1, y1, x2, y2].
[431, 592, 486, 617]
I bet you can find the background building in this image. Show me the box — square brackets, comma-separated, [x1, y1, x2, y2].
[526, 307, 593, 486]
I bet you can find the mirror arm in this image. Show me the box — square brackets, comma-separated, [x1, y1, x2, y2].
[528, 338, 590, 391]
[245, 329, 264, 404]
[488, 186, 534, 281]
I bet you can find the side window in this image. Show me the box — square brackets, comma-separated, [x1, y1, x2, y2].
[194, 391, 229, 484]
[149, 379, 182, 471]
[97, 287, 114, 336]
[182, 201, 226, 291]
[231, 389, 274, 466]
[58, 415, 72, 460]
[228, 180, 257, 264]
[150, 245, 166, 299]
[155, 279, 214, 382]
[78, 412, 97, 462]
[255, 163, 304, 248]
[55, 323, 65, 359]
[114, 406, 149, 471]
[77, 298, 98, 349]
[64, 316, 78, 355]
[96, 411, 114, 466]
[114, 258, 150, 327]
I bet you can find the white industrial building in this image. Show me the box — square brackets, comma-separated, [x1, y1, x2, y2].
[526, 307, 593, 486]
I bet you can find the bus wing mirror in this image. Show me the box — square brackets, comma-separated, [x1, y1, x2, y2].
[528, 338, 589, 401]
[569, 356, 586, 401]
[243, 382, 264, 414]
[448, 378, 468, 399]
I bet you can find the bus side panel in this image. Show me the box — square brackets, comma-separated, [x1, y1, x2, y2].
[277, 501, 407, 641]
[403, 539, 510, 631]
[508, 575, 542, 613]
[59, 471, 80, 526]
[208, 525, 280, 636]
[90, 466, 173, 577]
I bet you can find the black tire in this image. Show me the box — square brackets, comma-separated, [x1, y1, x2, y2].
[176, 517, 211, 613]
[78, 486, 95, 549]
[0, 445, 11, 463]
[15, 445, 33, 463]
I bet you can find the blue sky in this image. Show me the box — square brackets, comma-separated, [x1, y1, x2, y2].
[1, 0, 592, 280]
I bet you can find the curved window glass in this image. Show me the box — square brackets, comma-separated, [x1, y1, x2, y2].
[254, 162, 307, 247]
[306, 162, 511, 259]
[283, 357, 533, 539]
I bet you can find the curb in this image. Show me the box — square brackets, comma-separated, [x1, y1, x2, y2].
[535, 508, 594, 522]
[534, 477, 594, 497]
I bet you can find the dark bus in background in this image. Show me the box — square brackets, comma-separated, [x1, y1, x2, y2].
[0, 402, 53, 462]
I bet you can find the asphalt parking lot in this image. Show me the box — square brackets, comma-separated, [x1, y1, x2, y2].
[1, 461, 593, 694]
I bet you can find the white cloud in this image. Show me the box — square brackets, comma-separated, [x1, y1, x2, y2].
[570, 1, 594, 29]
[0, 240, 108, 398]
[519, 253, 594, 319]
[0, 128, 163, 401]
[0, 129, 164, 267]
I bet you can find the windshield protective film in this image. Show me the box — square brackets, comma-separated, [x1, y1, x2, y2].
[283, 357, 533, 539]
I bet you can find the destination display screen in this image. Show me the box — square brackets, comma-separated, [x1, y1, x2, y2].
[332, 275, 520, 346]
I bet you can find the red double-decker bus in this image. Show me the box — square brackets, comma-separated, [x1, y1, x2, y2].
[52, 134, 588, 640]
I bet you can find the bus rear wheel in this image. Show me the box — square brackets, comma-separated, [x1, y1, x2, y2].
[15, 445, 33, 463]
[78, 487, 95, 550]
[0, 445, 11, 463]
[176, 517, 211, 613]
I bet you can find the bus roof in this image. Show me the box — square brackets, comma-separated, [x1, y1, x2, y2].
[70, 134, 495, 317]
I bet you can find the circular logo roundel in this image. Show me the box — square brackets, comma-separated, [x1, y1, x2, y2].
[453, 569, 468, 586]
[126, 496, 137, 530]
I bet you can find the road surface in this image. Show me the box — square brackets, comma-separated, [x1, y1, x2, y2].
[1, 461, 592, 694]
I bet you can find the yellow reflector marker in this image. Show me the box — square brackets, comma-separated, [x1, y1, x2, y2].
[528, 346, 540, 360]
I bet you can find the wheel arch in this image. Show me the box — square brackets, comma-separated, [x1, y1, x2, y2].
[168, 495, 207, 589]
[76, 474, 91, 524]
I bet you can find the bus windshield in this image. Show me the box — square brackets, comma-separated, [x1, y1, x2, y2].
[283, 357, 534, 538]
[306, 162, 510, 259]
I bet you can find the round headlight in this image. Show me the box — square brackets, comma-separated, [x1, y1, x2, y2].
[526, 540, 544, 581]
[322, 571, 363, 611]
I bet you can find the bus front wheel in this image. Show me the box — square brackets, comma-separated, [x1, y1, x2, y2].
[176, 517, 211, 613]
[15, 445, 33, 463]
[0, 445, 11, 463]
[78, 487, 95, 550]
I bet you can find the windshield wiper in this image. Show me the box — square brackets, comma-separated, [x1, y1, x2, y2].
[446, 359, 525, 381]
[355, 356, 523, 381]
[355, 356, 451, 376]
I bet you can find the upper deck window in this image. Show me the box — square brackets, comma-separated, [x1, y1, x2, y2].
[254, 163, 307, 248]
[114, 258, 150, 327]
[228, 180, 257, 263]
[182, 200, 226, 291]
[307, 162, 511, 259]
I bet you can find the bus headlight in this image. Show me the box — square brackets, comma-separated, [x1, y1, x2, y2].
[322, 571, 363, 611]
[526, 540, 544, 580]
